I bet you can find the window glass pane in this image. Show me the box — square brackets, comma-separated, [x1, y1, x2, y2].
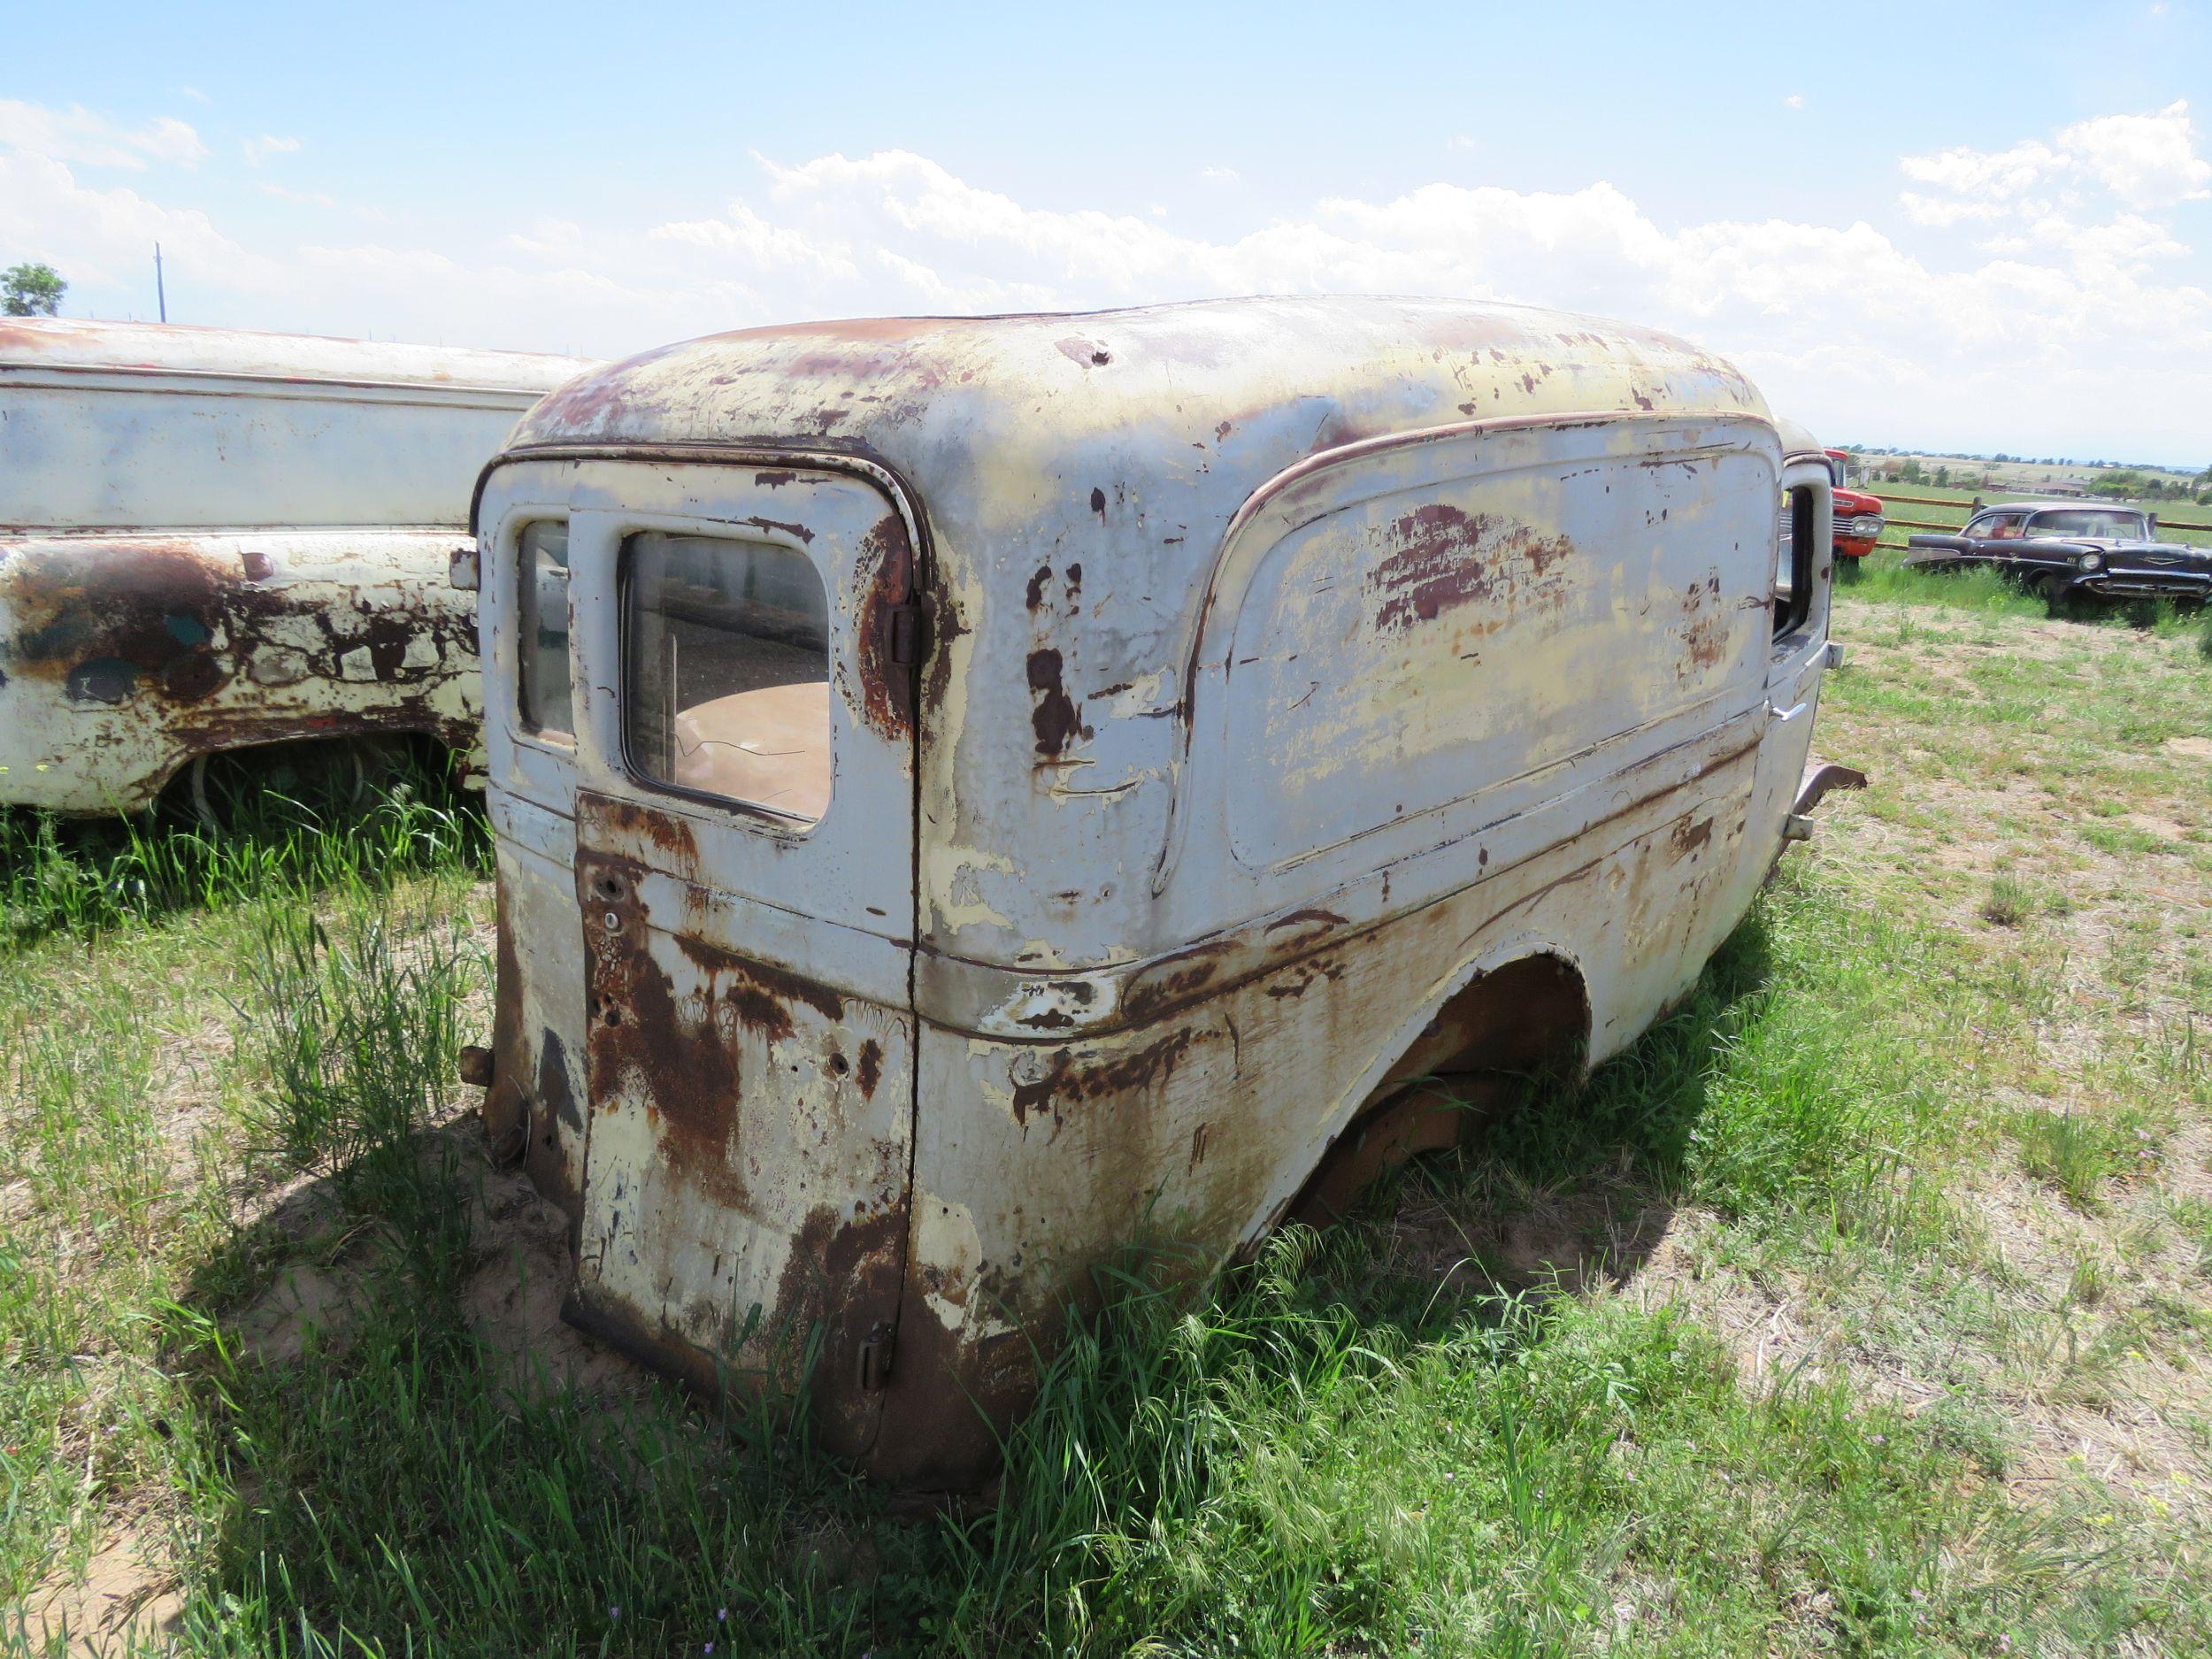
[623, 531, 832, 824]
[1774, 495, 1796, 606]
[2029, 510, 2137, 539]
[518, 519, 572, 736]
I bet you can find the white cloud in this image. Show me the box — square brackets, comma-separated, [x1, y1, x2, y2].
[0, 97, 2205, 459]
[0, 150, 273, 294]
[1199, 165, 1240, 183]
[244, 134, 303, 167]
[1901, 100, 2209, 215]
[1900, 135, 2061, 204]
[0, 101, 207, 170]
[1785, 94, 1805, 111]
[2056, 101, 2212, 207]
[652, 196, 858, 280]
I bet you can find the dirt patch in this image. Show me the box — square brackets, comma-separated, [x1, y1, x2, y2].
[2164, 735, 2212, 763]
[2127, 811, 2193, 843]
[22, 1527, 182, 1655]
[230, 1122, 650, 1401]
[460, 1157, 651, 1400]
[241, 1258, 359, 1363]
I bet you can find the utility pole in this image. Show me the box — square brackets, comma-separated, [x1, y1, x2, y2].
[154, 243, 167, 323]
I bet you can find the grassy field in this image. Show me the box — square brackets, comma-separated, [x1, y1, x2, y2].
[3, 576, 2209, 1656]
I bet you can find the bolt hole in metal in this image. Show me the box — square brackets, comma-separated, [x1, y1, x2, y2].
[827, 1052, 850, 1078]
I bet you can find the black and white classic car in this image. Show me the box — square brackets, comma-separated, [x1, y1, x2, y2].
[1907, 503, 2209, 605]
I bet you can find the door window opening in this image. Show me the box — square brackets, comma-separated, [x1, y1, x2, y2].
[621, 530, 833, 825]
[1773, 486, 1817, 640]
[518, 518, 573, 737]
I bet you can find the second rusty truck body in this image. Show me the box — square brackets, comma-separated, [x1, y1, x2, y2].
[0, 319, 588, 813]
[471, 296, 1847, 1484]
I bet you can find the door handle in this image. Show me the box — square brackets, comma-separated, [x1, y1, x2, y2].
[1769, 700, 1809, 723]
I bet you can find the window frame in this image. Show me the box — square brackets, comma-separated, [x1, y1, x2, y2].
[1772, 483, 1818, 641]
[612, 523, 838, 833]
[513, 515, 577, 746]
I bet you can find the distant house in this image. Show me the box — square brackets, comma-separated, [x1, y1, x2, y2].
[2023, 479, 2086, 498]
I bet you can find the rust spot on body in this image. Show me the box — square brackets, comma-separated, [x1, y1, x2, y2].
[1025, 648, 1090, 759]
[742, 515, 815, 545]
[1009, 1028, 1200, 1131]
[587, 794, 701, 869]
[850, 514, 916, 741]
[1368, 505, 1573, 634]
[1669, 816, 1715, 857]
[582, 873, 748, 1207]
[1265, 907, 1347, 933]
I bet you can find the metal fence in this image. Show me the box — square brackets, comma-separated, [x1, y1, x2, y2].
[1864, 488, 2212, 551]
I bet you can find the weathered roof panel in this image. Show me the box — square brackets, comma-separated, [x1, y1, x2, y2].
[512, 296, 1767, 476]
[0, 316, 587, 396]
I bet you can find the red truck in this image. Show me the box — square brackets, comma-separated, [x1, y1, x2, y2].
[1825, 449, 1886, 558]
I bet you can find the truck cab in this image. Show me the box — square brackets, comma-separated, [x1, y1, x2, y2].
[471, 297, 1852, 1484]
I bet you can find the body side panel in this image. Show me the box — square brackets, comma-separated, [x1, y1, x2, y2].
[0, 530, 480, 812]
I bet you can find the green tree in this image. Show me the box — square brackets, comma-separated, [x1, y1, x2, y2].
[2, 262, 66, 317]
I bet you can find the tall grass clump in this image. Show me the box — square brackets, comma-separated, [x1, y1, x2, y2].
[231, 896, 481, 1215]
[0, 744, 487, 944]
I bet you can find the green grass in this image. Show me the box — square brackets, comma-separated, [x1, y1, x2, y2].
[1838, 557, 2212, 642]
[0, 745, 488, 943]
[4, 594, 2210, 1656]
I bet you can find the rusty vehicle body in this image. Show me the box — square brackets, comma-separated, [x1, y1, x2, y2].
[470, 296, 1852, 1486]
[0, 319, 588, 813]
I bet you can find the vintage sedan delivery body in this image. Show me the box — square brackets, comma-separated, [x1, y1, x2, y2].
[0, 319, 588, 813]
[1907, 502, 2211, 603]
[473, 297, 1844, 1485]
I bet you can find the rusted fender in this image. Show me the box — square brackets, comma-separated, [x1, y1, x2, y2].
[0, 530, 481, 812]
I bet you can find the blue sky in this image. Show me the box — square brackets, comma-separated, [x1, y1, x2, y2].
[4, 0, 2208, 463]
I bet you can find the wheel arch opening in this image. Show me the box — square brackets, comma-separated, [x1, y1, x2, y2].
[1286, 951, 1592, 1228]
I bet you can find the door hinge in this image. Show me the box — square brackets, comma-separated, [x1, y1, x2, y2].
[857, 1320, 896, 1392]
[885, 601, 926, 668]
